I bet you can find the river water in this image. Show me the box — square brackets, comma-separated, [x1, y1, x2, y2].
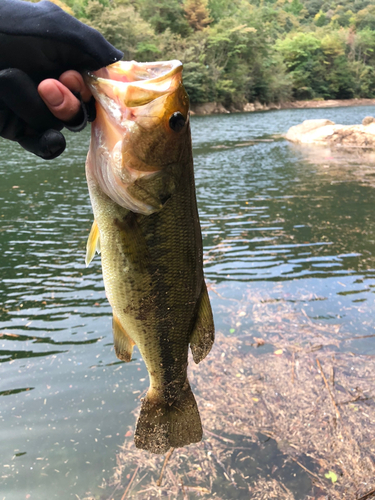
[1, 106, 374, 499]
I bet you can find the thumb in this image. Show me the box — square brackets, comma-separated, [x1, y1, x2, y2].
[38, 79, 82, 122]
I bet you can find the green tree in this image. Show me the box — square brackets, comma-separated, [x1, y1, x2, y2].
[207, 0, 245, 23]
[277, 33, 325, 98]
[354, 5, 375, 30]
[63, 0, 110, 18]
[304, 0, 324, 17]
[321, 32, 354, 98]
[137, 0, 191, 35]
[314, 10, 327, 26]
[284, 0, 304, 16]
[330, 6, 353, 27]
[83, 1, 160, 61]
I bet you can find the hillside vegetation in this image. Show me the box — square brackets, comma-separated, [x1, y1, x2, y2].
[31, 0, 375, 106]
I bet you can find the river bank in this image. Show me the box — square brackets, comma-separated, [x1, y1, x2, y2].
[190, 98, 375, 115]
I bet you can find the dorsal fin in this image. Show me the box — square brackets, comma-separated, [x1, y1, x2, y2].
[86, 220, 100, 267]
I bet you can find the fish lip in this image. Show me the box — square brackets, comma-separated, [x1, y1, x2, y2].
[85, 60, 186, 111]
[85, 60, 183, 87]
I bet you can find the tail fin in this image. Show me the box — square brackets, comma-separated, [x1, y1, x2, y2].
[134, 381, 202, 454]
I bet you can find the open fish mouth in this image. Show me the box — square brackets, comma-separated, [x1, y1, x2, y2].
[85, 60, 188, 122]
[85, 60, 190, 215]
[91, 60, 183, 84]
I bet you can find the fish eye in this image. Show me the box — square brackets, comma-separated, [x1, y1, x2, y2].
[169, 112, 186, 132]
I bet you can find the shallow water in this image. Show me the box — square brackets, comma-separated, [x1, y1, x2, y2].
[0, 105, 374, 499]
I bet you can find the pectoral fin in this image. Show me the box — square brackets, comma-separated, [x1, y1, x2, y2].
[127, 168, 177, 212]
[113, 314, 135, 362]
[86, 220, 101, 267]
[190, 281, 215, 364]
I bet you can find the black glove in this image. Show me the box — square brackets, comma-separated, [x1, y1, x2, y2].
[0, 0, 123, 159]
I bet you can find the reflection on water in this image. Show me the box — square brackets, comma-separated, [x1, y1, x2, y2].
[0, 105, 375, 499]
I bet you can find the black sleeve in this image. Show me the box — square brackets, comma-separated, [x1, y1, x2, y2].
[0, 0, 123, 159]
[0, 0, 123, 79]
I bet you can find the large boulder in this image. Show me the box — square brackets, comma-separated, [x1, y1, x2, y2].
[285, 119, 375, 148]
[285, 119, 335, 143]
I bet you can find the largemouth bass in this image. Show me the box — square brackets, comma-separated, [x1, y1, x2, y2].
[84, 60, 215, 454]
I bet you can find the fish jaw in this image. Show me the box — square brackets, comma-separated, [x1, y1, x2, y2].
[85, 60, 190, 215]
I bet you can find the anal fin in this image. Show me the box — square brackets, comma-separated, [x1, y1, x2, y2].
[113, 314, 135, 362]
[86, 220, 101, 267]
[190, 281, 215, 364]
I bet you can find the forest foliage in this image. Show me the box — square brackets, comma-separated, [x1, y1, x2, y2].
[32, 0, 375, 105]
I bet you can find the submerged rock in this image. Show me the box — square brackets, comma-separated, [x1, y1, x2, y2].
[286, 118, 375, 148]
[362, 116, 375, 126]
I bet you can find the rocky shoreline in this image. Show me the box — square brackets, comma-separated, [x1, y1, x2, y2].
[190, 98, 375, 116]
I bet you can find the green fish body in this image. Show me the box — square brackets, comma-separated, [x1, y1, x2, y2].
[85, 60, 214, 454]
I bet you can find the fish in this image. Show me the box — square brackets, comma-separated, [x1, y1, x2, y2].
[84, 60, 215, 454]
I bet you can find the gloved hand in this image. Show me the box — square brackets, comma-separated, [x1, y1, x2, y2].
[0, 0, 123, 159]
